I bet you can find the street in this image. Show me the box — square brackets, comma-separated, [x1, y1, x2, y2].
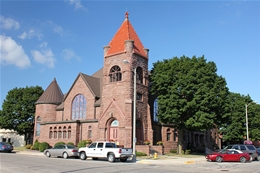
[0, 152, 260, 173]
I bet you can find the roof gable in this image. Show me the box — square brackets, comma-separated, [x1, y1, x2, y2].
[63, 72, 101, 102]
[106, 12, 147, 58]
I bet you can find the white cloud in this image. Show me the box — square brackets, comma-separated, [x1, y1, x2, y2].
[0, 16, 20, 30]
[18, 29, 43, 40]
[0, 35, 30, 68]
[62, 48, 81, 61]
[47, 21, 64, 36]
[65, 0, 87, 11]
[31, 43, 56, 68]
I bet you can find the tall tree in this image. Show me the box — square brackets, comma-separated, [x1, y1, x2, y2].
[220, 92, 248, 143]
[150, 55, 229, 153]
[0, 86, 44, 144]
[220, 92, 260, 143]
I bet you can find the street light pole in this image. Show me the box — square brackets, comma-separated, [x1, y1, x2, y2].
[133, 67, 136, 156]
[123, 60, 136, 158]
[245, 103, 249, 141]
[245, 101, 257, 141]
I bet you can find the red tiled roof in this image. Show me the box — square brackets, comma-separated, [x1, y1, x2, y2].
[36, 78, 63, 104]
[106, 12, 147, 58]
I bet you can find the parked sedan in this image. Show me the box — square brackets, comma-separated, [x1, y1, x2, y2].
[44, 144, 78, 159]
[206, 149, 250, 163]
[0, 142, 13, 153]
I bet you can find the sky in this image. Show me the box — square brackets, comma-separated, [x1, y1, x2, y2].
[1, 0, 260, 108]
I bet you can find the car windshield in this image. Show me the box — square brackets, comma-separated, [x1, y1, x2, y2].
[67, 145, 76, 149]
[1, 142, 11, 146]
[218, 149, 229, 154]
[224, 145, 233, 149]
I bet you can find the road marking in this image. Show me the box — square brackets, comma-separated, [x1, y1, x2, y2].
[184, 160, 195, 164]
[139, 160, 151, 164]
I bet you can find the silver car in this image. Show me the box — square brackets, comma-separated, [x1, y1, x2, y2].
[44, 144, 78, 159]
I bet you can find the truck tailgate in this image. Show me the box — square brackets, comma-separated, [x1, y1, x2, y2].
[121, 148, 133, 154]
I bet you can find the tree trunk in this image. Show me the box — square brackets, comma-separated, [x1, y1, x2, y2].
[177, 129, 183, 154]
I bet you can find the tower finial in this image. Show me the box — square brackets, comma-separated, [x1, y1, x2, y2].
[125, 12, 129, 19]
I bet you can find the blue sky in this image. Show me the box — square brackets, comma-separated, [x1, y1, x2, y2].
[1, 0, 260, 108]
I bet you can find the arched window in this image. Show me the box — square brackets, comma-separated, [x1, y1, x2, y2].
[54, 127, 57, 138]
[136, 67, 143, 84]
[72, 94, 86, 120]
[68, 126, 71, 139]
[88, 126, 92, 139]
[109, 65, 122, 82]
[58, 126, 62, 139]
[36, 116, 41, 136]
[49, 127, 53, 139]
[174, 129, 178, 142]
[63, 126, 67, 138]
[111, 120, 119, 126]
[153, 98, 159, 122]
[167, 128, 171, 141]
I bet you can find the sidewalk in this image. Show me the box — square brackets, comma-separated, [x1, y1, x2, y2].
[136, 155, 206, 165]
[14, 150, 207, 165]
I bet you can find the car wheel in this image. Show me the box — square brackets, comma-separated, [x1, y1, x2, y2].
[257, 155, 260, 161]
[120, 158, 127, 162]
[249, 155, 253, 161]
[216, 156, 223, 162]
[92, 157, 98, 160]
[46, 151, 51, 158]
[63, 152, 68, 159]
[80, 152, 86, 160]
[240, 156, 246, 163]
[108, 153, 115, 162]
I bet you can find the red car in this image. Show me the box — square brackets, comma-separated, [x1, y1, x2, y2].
[206, 149, 250, 163]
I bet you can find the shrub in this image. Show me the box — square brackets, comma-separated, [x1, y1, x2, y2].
[143, 140, 150, 145]
[67, 142, 75, 146]
[156, 141, 163, 145]
[25, 144, 32, 149]
[77, 140, 88, 148]
[30, 145, 37, 150]
[182, 149, 191, 154]
[54, 142, 65, 147]
[170, 149, 177, 154]
[85, 139, 92, 144]
[136, 151, 147, 156]
[39, 142, 50, 152]
[33, 140, 40, 150]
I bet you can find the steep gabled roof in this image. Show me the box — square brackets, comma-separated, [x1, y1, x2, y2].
[63, 72, 101, 102]
[106, 12, 147, 58]
[81, 73, 100, 98]
[36, 78, 64, 104]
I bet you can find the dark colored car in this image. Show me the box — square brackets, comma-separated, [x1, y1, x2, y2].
[257, 148, 260, 161]
[223, 144, 258, 161]
[0, 142, 13, 153]
[206, 149, 250, 163]
[44, 144, 78, 159]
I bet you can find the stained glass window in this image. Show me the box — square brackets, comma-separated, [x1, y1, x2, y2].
[153, 98, 159, 122]
[36, 116, 41, 136]
[111, 120, 119, 126]
[72, 94, 86, 120]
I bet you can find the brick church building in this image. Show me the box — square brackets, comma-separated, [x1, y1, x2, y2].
[34, 13, 220, 153]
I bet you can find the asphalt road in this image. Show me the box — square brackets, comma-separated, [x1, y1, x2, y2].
[0, 152, 260, 173]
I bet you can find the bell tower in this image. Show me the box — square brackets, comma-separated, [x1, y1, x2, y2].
[99, 12, 152, 148]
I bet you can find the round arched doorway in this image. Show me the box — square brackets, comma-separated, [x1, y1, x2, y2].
[109, 119, 119, 142]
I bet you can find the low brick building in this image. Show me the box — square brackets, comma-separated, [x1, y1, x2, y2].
[34, 13, 220, 154]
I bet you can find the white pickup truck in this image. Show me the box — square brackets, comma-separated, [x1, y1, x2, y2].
[78, 141, 133, 162]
